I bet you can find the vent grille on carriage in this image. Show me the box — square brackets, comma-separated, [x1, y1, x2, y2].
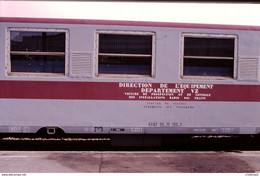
[70, 53, 92, 77]
[239, 58, 259, 80]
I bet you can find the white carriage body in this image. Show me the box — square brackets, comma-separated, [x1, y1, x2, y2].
[0, 2, 260, 138]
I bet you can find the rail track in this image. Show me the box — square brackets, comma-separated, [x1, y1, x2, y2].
[0, 135, 259, 151]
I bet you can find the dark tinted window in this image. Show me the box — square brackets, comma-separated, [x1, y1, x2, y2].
[11, 55, 65, 73]
[99, 56, 151, 75]
[184, 58, 234, 77]
[183, 36, 235, 78]
[98, 33, 153, 76]
[99, 34, 152, 55]
[10, 30, 66, 75]
[11, 32, 65, 52]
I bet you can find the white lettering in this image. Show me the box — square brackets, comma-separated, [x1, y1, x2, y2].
[119, 82, 152, 88]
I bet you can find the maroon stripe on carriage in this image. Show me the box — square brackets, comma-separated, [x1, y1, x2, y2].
[0, 80, 259, 102]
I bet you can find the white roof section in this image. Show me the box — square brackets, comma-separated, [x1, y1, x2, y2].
[0, 1, 260, 26]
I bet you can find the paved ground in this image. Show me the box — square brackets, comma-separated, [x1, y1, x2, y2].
[0, 151, 259, 173]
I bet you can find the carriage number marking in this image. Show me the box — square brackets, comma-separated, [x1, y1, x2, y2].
[148, 122, 183, 127]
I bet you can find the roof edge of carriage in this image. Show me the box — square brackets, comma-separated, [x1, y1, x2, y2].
[1, 17, 260, 31]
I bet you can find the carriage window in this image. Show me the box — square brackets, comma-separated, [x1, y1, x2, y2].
[9, 30, 67, 75]
[182, 34, 236, 79]
[97, 32, 155, 77]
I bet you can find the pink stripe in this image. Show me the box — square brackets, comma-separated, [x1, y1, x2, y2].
[1, 17, 260, 31]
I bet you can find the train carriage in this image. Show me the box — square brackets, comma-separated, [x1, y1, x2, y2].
[1, 2, 260, 146]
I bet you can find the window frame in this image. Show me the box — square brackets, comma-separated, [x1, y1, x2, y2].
[95, 30, 156, 78]
[6, 27, 69, 77]
[181, 33, 238, 80]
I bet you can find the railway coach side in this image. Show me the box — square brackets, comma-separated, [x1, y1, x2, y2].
[1, 17, 260, 146]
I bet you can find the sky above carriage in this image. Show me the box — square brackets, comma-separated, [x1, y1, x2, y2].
[0, 1, 260, 26]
